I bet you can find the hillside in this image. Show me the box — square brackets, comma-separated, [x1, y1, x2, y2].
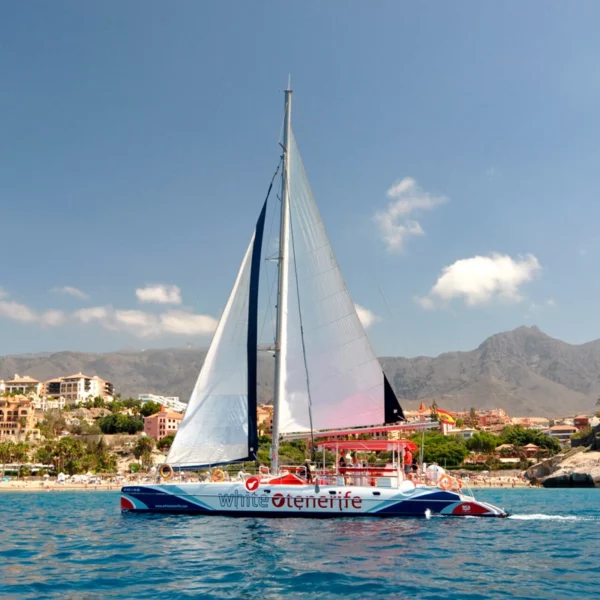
[1, 326, 598, 416]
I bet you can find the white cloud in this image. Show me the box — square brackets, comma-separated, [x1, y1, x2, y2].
[136, 284, 182, 305]
[53, 286, 89, 299]
[160, 310, 218, 335]
[0, 300, 38, 323]
[546, 298, 556, 307]
[74, 305, 217, 338]
[40, 310, 67, 327]
[74, 306, 111, 323]
[413, 296, 435, 310]
[0, 294, 64, 328]
[373, 177, 447, 252]
[354, 304, 381, 329]
[417, 253, 541, 308]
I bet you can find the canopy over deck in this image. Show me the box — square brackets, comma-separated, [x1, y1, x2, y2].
[315, 440, 418, 452]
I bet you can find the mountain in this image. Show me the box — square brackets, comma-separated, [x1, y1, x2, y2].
[381, 326, 600, 416]
[1, 326, 598, 416]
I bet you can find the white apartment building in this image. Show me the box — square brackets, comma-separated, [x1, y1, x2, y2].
[138, 393, 187, 413]
[2, 375, 44, 396]
[45, 373, 114, 406]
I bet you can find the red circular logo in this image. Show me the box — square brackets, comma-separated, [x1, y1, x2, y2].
[271, 493, 285, 508]
[245, 476, 260, 492]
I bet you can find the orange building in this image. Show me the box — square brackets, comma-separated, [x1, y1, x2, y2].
[0, 395, 40, 440]
[144, 406, 183, 440]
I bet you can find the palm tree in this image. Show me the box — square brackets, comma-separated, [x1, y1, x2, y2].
[133, 436, 155, 470]
[12, 441, 29, 480]
[0, 441, 13, 479]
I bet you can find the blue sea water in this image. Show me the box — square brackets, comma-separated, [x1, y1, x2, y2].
[1, 488, 599, 599]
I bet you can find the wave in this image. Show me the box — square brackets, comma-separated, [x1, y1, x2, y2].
[508, 513, 598, 521]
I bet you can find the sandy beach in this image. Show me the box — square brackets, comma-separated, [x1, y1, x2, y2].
[0, 474, 535, 492]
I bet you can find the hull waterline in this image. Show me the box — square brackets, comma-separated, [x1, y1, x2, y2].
[121, 482, 508, 518]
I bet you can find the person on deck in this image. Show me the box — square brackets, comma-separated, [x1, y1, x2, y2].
[403, 447, 413, 476]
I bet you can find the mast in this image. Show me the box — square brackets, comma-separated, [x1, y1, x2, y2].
[271, 84, 292, 473]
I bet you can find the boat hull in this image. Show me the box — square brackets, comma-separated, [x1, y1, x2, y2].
[121, 482, 507, 518]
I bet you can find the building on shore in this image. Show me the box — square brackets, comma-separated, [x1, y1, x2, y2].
[144, 405, 183, 440]
[573, 415, 590, 431]
[44, 373, 114, 406]
[546, 425, 578, 446]
[138, 393, 187, 413]
[0, 395, 40, 440]
[257, 405, 273, 434]
[2, 375, 44, 396]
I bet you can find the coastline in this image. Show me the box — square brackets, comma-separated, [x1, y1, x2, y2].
[0, 477, 536, 492]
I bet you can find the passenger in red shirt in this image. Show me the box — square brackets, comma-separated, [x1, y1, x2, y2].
[403, 448, 413, 475]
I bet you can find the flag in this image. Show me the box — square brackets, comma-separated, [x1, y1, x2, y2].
[436, 408, 455, 424]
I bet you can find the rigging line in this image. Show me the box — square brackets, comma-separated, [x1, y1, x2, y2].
[288, 177, 317, 464]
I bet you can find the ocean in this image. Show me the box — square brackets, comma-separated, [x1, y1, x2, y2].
[2, 488, 598, 599]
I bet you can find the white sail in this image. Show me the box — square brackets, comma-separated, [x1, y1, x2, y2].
[278, 132, 400, 434]
[166, 204, 266, 468]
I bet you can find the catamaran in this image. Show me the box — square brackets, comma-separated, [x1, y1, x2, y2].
[121, 87, 507, 518]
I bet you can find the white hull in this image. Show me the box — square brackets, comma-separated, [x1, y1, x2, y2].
[121, 481, 507, 518]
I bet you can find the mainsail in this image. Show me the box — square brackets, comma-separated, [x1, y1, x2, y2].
[277, 131, 404, 434]
[166, 202, 267, 468]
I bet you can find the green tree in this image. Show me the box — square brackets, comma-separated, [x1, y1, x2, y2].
[467, 408, 479, 429]
[121, 398, 142, 413]
[410, 431, 468, 467]
[98, 414, 143, 434]
[12, 441, 30, 479]
[466, 432, 499, 453]
[455, 417, 465, 428]
[133, 436, 155, 469]
[0, 440, 14, 478]
[430, 400, 439, 422]
[140, 401, 163, 417]
[500, 425, 561, 455]
[157, 433, 176, 451]
[55, 437, 87, 475]
[37, 410, 67, 440]
[35, 441, 57, 466]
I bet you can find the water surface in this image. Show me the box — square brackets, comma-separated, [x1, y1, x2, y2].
[2, 489, 598, 599]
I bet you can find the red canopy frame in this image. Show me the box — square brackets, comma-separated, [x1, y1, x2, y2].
[315, 440, 418, 453]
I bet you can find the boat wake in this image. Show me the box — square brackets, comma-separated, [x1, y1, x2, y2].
[508, 513, 598, 521]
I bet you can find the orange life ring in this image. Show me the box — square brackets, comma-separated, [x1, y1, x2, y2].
[159, 464, 173, 479]
[438, 474, 452, 491]
[451, 478, 463, 492]
[212, 469, 225, 483]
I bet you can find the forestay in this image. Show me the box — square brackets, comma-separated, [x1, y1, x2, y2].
[166, 202, 266, 468]
[278, 132, 404, 434]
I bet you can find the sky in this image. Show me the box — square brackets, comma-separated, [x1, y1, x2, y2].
[1, 1, 600, 358]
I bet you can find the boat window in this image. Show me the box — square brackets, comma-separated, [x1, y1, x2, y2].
[328, 490, 336, 495]
[372, 491, 381, 496]
[263, 489, 270, 494]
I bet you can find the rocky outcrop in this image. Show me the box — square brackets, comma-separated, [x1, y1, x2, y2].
[526, 444, 600, 488]
[571, 424, 600, 451]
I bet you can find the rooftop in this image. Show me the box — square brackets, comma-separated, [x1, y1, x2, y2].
[7, 375, 40, 384]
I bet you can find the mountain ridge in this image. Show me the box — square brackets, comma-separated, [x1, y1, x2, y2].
[1, 326, 598, 417]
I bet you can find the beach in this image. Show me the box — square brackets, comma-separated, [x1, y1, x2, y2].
[0, 473, 535, 492]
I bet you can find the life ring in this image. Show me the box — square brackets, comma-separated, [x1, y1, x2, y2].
[245, 476, 260, 492]
[438, 474, 452, 491]
[159, 464, 173, 479]
[212, 469, 225, 482]
[451, 478, 463, 492]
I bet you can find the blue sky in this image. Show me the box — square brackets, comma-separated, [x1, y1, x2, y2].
[1, 1, 599, 357]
